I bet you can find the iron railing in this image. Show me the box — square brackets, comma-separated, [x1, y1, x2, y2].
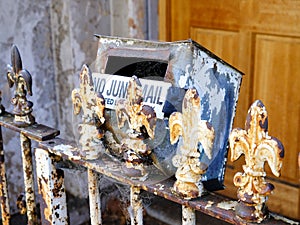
[0, 44, 299, 225]
[0, 118, 297, 224]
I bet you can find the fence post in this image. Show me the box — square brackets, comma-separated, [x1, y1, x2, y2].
[20, 133, 38, 224]
[130, 185, 143, 225]
[0, 126, 11, 225]
[35, 148, 68, 225]
[88, 168, 102, 225]
[182, 205, 196, 225]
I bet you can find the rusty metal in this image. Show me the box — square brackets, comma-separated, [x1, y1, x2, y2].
[38, 138, 298, 225]
[130, 186, 143, 225]
[0, 112, 59, 141]
[39, 137, 166, 186]
[72, 64, 106, 160]
[0, 111, 59, 224]
[0, 37, 295, 225]
[35, 148, 68, 225]
[0, 126, 11, 225]
[229, 100, 285, 223]
[94, 35, 244, 192]
[169, 88, 215, 199]
[7, 45, 35, 127]
[88, 168, 102, 225]
[20, 133, 38, 224]
[16, 193, 27, 215]
[116, 76, 156, 178]
[182, 205, 195, 225]
[0, 91, 10, 225]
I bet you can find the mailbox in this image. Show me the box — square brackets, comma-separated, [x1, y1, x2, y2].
[75, 35, 243, 192]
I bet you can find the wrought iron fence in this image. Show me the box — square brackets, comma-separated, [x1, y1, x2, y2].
[0, 42, 299, 225]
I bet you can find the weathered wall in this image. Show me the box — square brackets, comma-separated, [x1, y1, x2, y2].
[0, 0, 58, 214]
[0, 0, 157, 214]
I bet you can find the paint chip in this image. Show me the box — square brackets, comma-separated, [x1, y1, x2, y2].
[217, 201, 237, 210]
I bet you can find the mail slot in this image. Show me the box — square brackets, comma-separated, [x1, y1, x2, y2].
[73, 35, 243, 192]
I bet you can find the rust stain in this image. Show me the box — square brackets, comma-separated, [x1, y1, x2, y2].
[0, 126, 11, 224]
[20, 134, 38, 224]
[229, 100, 285, 223]
[116, 76, 156, 178]
[36, 150, 68, 224]
[72, 64, 106, 160]
[130, 186, 143, 225]
[128, 18, 136, 29]
[17, 193, 27, 214]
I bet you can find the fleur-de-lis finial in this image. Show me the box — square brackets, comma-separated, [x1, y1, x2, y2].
[116, 76, 156, 178]
[169, 88, 215, 199]
[72, 64, 106, 160]
[229, 100, 284, 223]
[7, 45, 35, 126]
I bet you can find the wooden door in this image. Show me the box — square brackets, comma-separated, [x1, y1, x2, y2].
[159, 0, 300, 220]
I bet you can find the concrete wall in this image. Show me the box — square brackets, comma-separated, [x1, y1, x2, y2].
[0, 0, 157, 213]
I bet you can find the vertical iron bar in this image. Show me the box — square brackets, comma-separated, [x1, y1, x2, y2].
[0, 126, 11, 224]
[130, 185, 143, 225]
[88, 168, 102, 225]
[182, 205, 196, 225]
[20, 133, 37, 225]
[35, 148, 68, 225]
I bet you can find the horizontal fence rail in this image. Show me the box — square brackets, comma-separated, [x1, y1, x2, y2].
[0, 107, 298, 225]
[35, 137, 298, 225]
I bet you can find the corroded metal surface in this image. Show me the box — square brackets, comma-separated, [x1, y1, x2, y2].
[88, 169, 102, 225]
[25, 35, 295, 225]
[38, 138, 297, 225]
[0, 111, 59, 224]
[4, 37, 294, 225]
[16, 193, 26, 215]
[116, 76, 156, 178]
[35, 148, 68, 225]
[0, 112, 59, 141]
[6, 45, 35, 127]
[20, 133, 38, 224]
[229, 100, 284, 223]
[182, 205, 195, 225]
[72, 64, 106, 160]
[130, 186, 143, 225]
[0, 127, 11, 225]
[94, 35, 243, 191]
[169, 88, 215, 199]
[39, 138, 166, 186]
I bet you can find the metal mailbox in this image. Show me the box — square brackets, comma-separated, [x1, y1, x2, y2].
[72, 35, 244, 192]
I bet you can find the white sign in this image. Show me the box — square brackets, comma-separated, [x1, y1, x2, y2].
[92, 73, 172, 119]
